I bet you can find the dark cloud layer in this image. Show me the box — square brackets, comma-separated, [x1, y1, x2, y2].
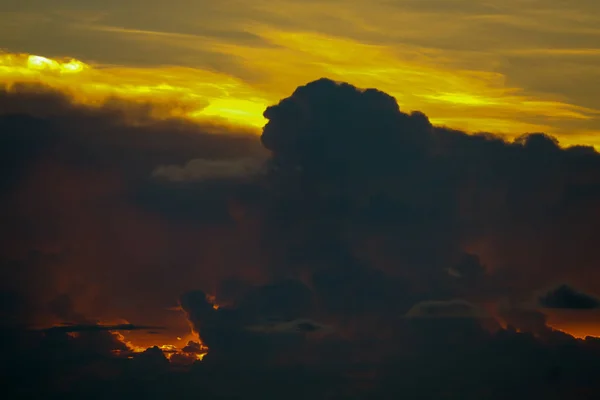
[3, 79, 600, 398]
[37, 323, 166, 334]
[540, 285, 600, 310]
[0, 82, 272, 379]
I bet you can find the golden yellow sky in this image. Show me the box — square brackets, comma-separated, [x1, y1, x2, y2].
[1, 0, 600, 147]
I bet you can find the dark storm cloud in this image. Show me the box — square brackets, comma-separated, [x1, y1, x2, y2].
[5, 77, 600, 398]
[178, 283, 319, 367]
[540, 285, 600, 309]
[179, 290, 270, 366]
[256, 78, 600, 314]
[0, 83, 266, 173]
[0, 83, 267, 336]
[177, 79, 600, 369]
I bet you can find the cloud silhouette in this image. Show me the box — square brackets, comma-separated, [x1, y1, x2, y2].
[540, 285, 600, 309]
[0, 83, 266, 341]
[4, 78, 600, 399]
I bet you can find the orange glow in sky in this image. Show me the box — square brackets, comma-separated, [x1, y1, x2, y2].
[546, 310, 600, 339]
[111, 330, 208, 362]
[2, 49, 599, 149]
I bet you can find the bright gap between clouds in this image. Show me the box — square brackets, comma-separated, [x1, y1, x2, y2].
[1, 32, 599, 149]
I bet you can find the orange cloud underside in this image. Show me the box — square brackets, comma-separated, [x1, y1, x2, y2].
[108, 331, 207, 362]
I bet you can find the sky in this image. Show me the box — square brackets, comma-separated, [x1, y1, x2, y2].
[3, 1, 600, 399]
[1, 0, 600, 146]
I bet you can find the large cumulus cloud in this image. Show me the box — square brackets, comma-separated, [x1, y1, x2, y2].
[258, 78, 600, 308]
[178, 78, 600, 397]
[5, 78, 600, 399]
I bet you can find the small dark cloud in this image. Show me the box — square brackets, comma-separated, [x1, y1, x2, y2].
[181, 340, 203, 353]
[540, 285, 600, 309]
[130, 346, 170, 374]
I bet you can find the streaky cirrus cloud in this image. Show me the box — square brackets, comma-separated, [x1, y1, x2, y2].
[2, 46, 600, 148]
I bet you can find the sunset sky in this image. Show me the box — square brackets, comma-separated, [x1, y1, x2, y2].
[3, 1, 600, 399]
[2, 0, 600, 146]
